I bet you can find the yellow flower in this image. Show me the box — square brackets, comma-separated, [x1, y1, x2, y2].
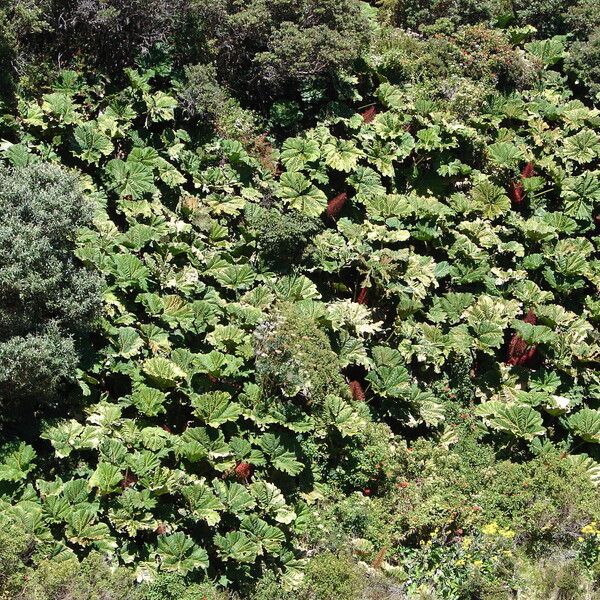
[578, 537, 584, 542]
[462, 537, 473, 549]
[482, 522, 499, 536]
[473, 560, 483, 567]
[581, 523, 600, 535]
[498, 527, 515, 539]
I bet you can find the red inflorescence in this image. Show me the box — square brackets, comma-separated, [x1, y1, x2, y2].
[156, 523, 168, 535]
[356, 286, 368, 305]
[234, 461, 253, 482]
[349, 380, 365, 402]
[509, 180, 525, 205]
[506, 309, 539, 367]
[521, 161, 535, 179]
[326, 192, 348, 219]
[509, 162, 535, 207]
[120, 471, 138, 489]
[361, 105, 377, 124]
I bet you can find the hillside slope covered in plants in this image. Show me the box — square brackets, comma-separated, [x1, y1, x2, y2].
[0, 1, 599, 599]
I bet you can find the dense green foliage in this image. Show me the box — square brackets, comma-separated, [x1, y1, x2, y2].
[0, 0, 598, 598]
[0, 163, 102, 417]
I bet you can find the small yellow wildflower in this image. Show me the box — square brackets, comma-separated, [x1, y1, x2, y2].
[481, 522, 499, 535]
[462, 537, 473, 549]
[473, 560, 483, 567]
[498, 527, 515, 539]
[581, 522, 600, 536]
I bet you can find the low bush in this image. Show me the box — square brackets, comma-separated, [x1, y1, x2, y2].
[380, 0, 496, 30]
[245, 206, 322, 271]
[0, 163, 102, 417]
[567, 29, 600, 100]
[254, 302, 347, 403]
[186, 0, 372, 109]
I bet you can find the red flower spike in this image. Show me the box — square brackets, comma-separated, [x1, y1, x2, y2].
[521, 161, 535, 179]
[509, 180, 525, 206]
[326, 192, 348, 219]
[509, 162, 535, 208]
[234, 461, 253, 482]
[363, 488, 372, 496]
[156, 523, 168, 535]
[349, 380, 365, 402]
[120, 471, 138, 489]
[357, 286, 368, 305]
[506, 310, 539, 367]
[361, 106, 377, 124]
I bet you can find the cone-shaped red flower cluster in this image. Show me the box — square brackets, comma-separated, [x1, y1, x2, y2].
[357, 286, 368, 305]
[234, 461, 253, 482]
[506, 309, 539, 367]
[361, 106, 377, 124]
[509, 162, 535, 207]
[349, 380, 365, 402]
[120, 471, 138, 489]
[327, 192, 348, 219]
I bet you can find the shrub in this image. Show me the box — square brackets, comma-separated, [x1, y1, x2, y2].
[179, 63, 232, 121]
[327, 421, 397, 493]
[138, 573, 227, 600]
[187, 0, 372, 108]
[517, 554, 599, 600]
[0, 523, 33, 598]
[565, 0, 600, 39]
[370, 24, 537, 96]
[254, 303, 346, 403]
[0, 163, 102, 416]
[179, 63, 260, 142]
[35, 0, 184, 73]
[567, 28, 600, 99]
[245, 206, 322, 271]
[510, 0, 572, 37]
[16, 553, 138, 600]
[0, 521, 138, 600]
[381, 0, 495, 30]
[0, 0, 48, 105]
[302, 552, 366, 600]
[451, 24, 537, 90]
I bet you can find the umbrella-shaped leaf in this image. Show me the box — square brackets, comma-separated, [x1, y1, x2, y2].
[280, 138, 320, 171]
[157, 532, 209, 574]
[89, 462, 122, 495]
[568, 408, 600, 443]
[142, 357, 185, 389]
[181, 484, 225, 526]
[278, 172, 327, 217]
[0, 443, 36, 482]
[130, 385, 167, 417]
[366, 365, 410, 397]
[191, 391, 242, 428]
[214, 530, 260, 563]
[489, 405, 545, 440]
[72, 122, 114, 164]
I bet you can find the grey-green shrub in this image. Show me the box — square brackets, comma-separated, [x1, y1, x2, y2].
[0, 162, 102, 415]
